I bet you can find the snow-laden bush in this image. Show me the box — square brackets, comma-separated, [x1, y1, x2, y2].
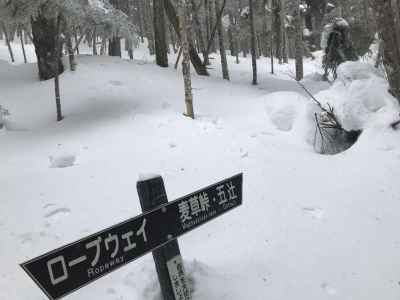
[313, 61, 400, 154]
[265, 61, 399, 154]
[318, 61, 399, 132]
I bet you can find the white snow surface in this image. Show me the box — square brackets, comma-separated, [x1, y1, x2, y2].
[1, 41, 400, 300]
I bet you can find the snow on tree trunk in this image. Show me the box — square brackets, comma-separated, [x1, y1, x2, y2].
[178, 0, 195, 119]
[31, 15, 64, 81]
[215, 0, 230, 80]
[154, 0, 169, 67]
[249, 0, 257, 85]
[372, 0, 400, 102]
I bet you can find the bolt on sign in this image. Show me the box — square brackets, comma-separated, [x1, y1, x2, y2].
[21, 173, 243, 300]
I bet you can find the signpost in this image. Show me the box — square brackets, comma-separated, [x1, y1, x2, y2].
[21, 173, 243, 300]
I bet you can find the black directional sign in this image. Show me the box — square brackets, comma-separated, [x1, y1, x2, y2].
[21, 173, 243, 300]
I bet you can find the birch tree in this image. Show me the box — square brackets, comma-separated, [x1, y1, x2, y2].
[178, 0, 195, 118]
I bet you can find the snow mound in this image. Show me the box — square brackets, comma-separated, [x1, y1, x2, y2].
[265, 92, 309, 132]
[49, 154, 76, 168]
[336, 61, 381, 82]
[127, 259, 228, 300]
[317, 62, 399, 131]
[303, 72, 326, 82]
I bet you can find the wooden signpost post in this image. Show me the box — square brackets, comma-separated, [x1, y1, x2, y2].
[21, 173, 243, 300]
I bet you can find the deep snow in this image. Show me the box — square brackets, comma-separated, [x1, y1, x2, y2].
[1, 40, 400, 300]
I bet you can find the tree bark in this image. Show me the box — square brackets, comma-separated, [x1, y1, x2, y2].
[144, 0, 156, 55]
[295, 0, 304, 81]
[137, 0, 145, 42]
[215, 0, 230, 80]
[92, 27, 98, 55]
[31, 15, 64, 80]
[372, 0, 400, 102]
[18, 27, 27, 64]
[169, 23, 178, 53]
[154, 0, 169, 66]
[178, 0, 195, 119]
[249, 0, 258, 85]
[191, 0, 207, 64]
[65, 32, 76, 71]
[1, 22, 15, 63]
[164, 0, 209, 75]
[272, 0, 283, 63]
[54, 15, 63, 122]
[108, 35, 122, 57]
[74, 27, 80, 54]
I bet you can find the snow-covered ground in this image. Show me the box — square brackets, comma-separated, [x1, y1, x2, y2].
[1, 40, 400, 300]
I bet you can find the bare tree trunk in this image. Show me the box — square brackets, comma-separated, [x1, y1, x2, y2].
[249, 0, 258, 85]
[175, 47, 183, 69]
[74, 27, 80, 54]
[18, 27, 27, 64]
[281, 0, 288, 63]
[270, 32, 275, 74]
[65, 32, 77, 71]
[169, 23, 178, 53]
[178, 0, 195, 119]
[215, 0, 230, 80]
[100, 35, 107, 55]
[208, 0, 217, 53]
[137, 0, 145, 42]
[282, 27, 289, 63]
[144, 0, 155, 55]
[372, 0, 400, 102]
[230, 9, 240, 63]
[272, 0, 283, 63]
[375, 35, 384, 68]
[126, 38, 134, 60]
[204, 0, 211, 64]
[262, 0, 269, 58]
[228, 14, 235, 56]
[154, 0, 169, 66]
[295, 0, 303, 81]
[235, 0, 241, 63]
[164, 0, 209, 75]
[108, 35, 122, 57]
[1, 22, 15, 63]
[191, 0, 207, 63]
[54, 15, 63, 122]
[92, 27, 98, 55]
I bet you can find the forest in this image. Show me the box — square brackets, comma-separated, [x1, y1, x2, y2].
[1, 1, 400, 300]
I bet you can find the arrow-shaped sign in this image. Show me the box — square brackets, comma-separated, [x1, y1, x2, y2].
[21, 173, 243, 300]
